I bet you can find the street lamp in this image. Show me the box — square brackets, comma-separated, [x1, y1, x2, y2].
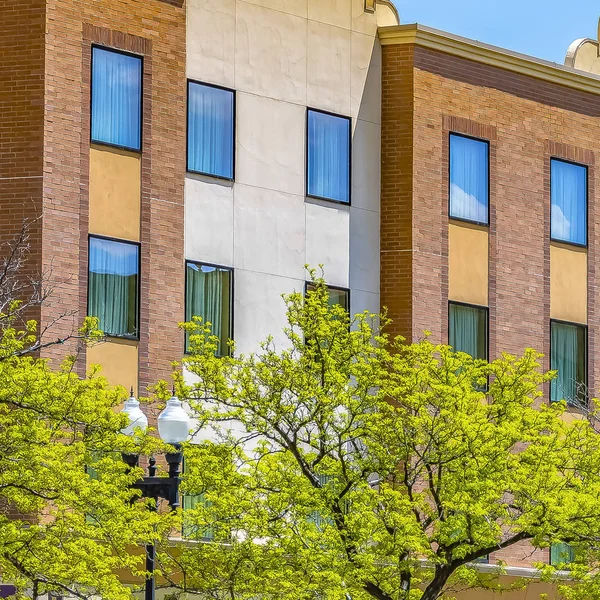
[120, 389, 192, 600]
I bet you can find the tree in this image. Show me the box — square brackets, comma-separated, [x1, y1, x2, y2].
[0, 225, 166, 600]
[167, 276, 600, 600]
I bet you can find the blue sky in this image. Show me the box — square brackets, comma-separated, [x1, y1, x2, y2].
[393, 1, 598, 65]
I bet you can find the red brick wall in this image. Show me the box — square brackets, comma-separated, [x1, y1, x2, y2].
[40, 0, 186, 391]
[380, 44, 414, 342]
[0, 0, 45, 324]
[381, 42, 600, 568]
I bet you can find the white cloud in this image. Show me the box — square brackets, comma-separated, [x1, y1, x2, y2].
[551, 203, 571, 241]
[450, 183, 487, 222]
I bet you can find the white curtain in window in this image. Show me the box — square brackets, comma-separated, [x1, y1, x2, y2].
[551, 159, 587, 245]
[449, 134, 488, 224]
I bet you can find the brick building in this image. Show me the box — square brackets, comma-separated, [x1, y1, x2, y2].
[3, 0, 600, 596]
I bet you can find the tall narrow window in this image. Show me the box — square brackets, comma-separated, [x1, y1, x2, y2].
[88, 237, 139, 338]
[551, 159, 587, 246]
[307, 109, 351, 204]
[551, 321, 587, 405]
[449, 302, 488, 360]
[185, 262, 232, 356]
[187, 82, 234, 179]
[449, 133, 489, 224]
[91, 47, 142, 151]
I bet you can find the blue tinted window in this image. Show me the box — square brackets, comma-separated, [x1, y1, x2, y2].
[307, 110, 351, 203]
[449, 134, 489, 224]
[91, 47, 142, 150]
[187, 82, 234, 179]
[551, 159, 587, 246]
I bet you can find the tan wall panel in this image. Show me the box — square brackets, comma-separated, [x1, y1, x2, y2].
[89, 146, 141, 241]
[550, 243, 587, 324]
[448, 222, 488, 306]
[86, 338, 138, 392]
[457, 578, 561, 599]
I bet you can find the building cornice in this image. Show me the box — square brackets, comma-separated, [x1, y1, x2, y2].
[378, 23, 600, 95]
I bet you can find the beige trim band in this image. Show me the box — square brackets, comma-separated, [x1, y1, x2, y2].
[378, 24, 600, 95]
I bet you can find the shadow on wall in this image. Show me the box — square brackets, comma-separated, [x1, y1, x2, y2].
[348, 33, 383, 317]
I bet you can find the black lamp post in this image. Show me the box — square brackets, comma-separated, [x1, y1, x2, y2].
[120, 391, 191, 600]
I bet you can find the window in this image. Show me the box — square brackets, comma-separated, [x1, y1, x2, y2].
[88, 237, 139, 338]
[448, 302, 488, 360]
[91, 47, 142, 151]
[551, 159, 587, 246]
[306, 283, 350, 312]
[185, 262, 232, 356]
[551, 321, 587, 405]
[550, 542, 575, 566]
[449, 133, 489, 225]
[187, 81, 234, 179]
[307, 109, 351, 204]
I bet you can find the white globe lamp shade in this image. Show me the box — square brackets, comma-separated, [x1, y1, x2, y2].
[157, 395, 191, 444]
[120, 392, 148, 437]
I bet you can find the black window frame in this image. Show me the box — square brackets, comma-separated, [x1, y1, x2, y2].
[448, 301, 489, 361]
[186, 79, 236, 182]
[184, 260, 234, 356]
[448, 132, 490, 227]
[549, 157, 588, 249]
[549, 318, 588, 406]
[304, 281, 351, 314]
[87, 234, 141, 341]
[305, 107, 352, 206]
[90, 44, 144, 153]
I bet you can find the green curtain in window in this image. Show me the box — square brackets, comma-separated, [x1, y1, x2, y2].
[306, 284, 349, 312]
[551, 322, 586, 404]
[185, 263, 231, 356]
[88, 237, 139, 337]
[449, 303, 487, 359]
[550, 542, 575, 566]
[182, 491, 214, 541]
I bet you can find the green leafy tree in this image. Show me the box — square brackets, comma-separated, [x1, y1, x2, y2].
[168, 276, 600, 600]
[0, 308, 168, 599]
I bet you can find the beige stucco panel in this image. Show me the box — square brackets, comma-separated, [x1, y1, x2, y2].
[87, 339, 138, 392]
[89, 146, 141, 241]
[550, 243, 587, 324]
[456, 579, 561, 599]
[448, 222, 488, 306]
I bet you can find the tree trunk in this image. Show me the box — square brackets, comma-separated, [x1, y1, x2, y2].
[420, 568, 451, 600]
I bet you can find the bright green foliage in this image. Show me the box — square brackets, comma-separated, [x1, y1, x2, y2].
[171, 275, 600, 600]
[0, 313, 165, 599]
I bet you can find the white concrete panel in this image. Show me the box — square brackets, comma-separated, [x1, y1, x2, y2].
[305, 201, 350, 288]
[187, 0, 236, 88]
[349, 206, 379, 294]
[351, 0, 378, 36]
[233, 270, 304, 355]
[240, 0, 307, 18]
[308, 0, 351, 30]
[185, 176, 234, 267]
[351, 32, 381, 123]
[352, 119, 380, 212]
[236, 93, 305, 196]
[349, 288, 380, 319]
[234, 184, 306, 279]
[307, 21, 351, 115]
[235, 2, 307, 104]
